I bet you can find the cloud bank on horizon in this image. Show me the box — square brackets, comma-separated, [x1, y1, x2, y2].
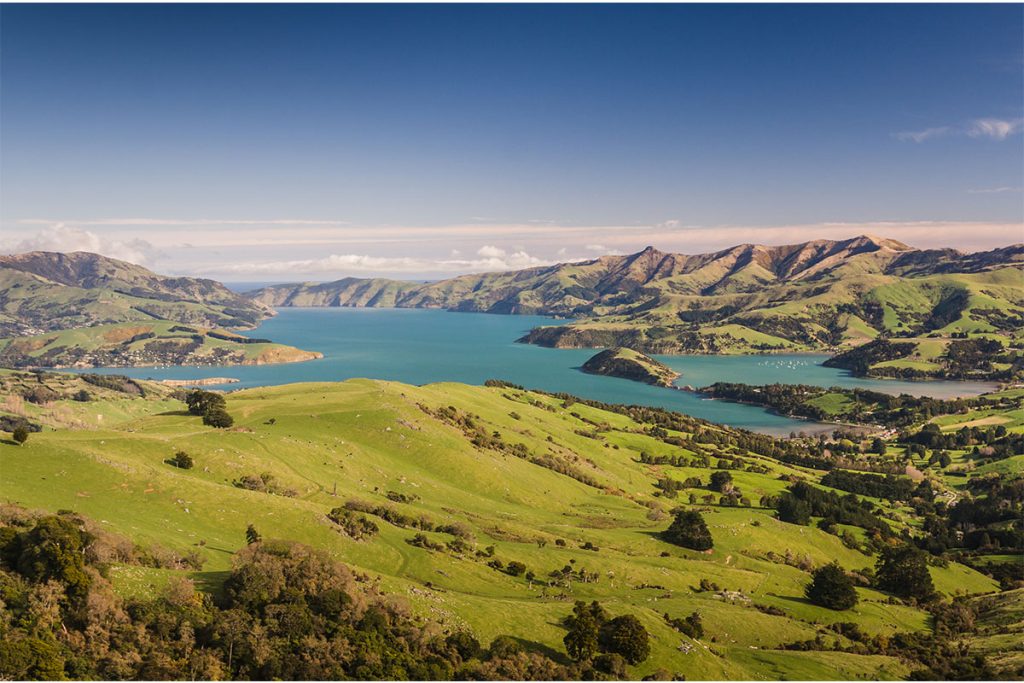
[5, 219, 1021, 281]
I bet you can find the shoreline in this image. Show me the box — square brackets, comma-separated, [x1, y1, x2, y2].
[160, 377, 241, 387]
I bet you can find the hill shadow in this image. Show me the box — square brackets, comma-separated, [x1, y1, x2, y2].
[155, 410, 192, 417]
[191, 570, 231, 599]
[509, 635, 571, 665]
[775, 594, 816, 608]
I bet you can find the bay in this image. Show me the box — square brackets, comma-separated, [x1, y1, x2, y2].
[84, 308, 997, 436]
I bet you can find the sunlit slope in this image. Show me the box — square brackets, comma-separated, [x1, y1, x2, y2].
[0, 320, 322, 368]
[1, 378, 1001, 680]
[0, 251, 272, 336]
[250, 237, 1024, 357]
[0, 251, 322, 368]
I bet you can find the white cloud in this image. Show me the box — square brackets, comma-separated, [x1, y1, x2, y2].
[476, 245, 506, 258]
[2, 224, 158, 265]
[204, 246, 559, 277]
[894, 126, 952, 143]
[967, 186, 1023, 194]
[967, 118, 1024, 140]
[895, 117, 1024, 143]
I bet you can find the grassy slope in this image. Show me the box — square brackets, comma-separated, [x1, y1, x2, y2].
[2, 377, 1006, 680]
[0, 321, 321, 368]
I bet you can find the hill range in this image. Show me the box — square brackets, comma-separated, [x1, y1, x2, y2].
[1, 236, 1021, 378]
[0, 251, 320, 368]
[249, 235, 1024, 379]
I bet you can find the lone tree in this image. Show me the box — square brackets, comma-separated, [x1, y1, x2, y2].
[245, 524, 262, 545]
[805, 561, 858, 610]
[598, 615, 650, 665]
[171, 451, 194, 469]
[875, 544, 935, 601]
[11, 426, 29, 445]
[709, 471, 734, 493]
[663, 510, 713, 551]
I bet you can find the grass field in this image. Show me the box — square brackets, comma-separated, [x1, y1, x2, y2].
[2, 374, 1010, 679]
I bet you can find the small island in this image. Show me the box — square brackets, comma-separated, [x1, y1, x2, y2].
[580, 347, 680, 387]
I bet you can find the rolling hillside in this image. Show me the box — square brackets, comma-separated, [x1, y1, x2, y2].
[249, 236, 1024, 365]
[0, 252, 319, 368]
[1, 371, 1018, 679]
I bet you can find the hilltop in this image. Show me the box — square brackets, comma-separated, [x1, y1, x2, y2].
[0, 251, 320, 368]
[248, 236, 1024, 372]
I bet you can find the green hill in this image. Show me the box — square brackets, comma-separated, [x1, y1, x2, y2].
[1, 372, 1016, 680]
[248, 236, 1024, 366]
[0, 251, 320, 368]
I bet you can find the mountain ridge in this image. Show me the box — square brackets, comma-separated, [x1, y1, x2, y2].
[246, 235, 1024, 364]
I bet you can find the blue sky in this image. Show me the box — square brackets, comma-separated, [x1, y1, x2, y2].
[2, 4, 1022, 279]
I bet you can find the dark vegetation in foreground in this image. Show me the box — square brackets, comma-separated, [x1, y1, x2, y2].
[0, 497, 1009, 683]
[0, 508, 678, 680]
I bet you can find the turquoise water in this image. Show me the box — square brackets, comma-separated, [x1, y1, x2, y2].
[85, 308, 997, 436]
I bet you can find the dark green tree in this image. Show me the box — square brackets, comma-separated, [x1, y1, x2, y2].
[709, 471, 733, 492]
[593, 653, 627, 678]
[805, 561, 858, 610]
[446, 630, 481, 661]
[563, 601, 607, 662]
[506, 561, 527, 577]
[171, 451, 194, 469]
[12, 516, 92, 605]
[598, 615, 650, 665]
[663, 510, 713, 551]
[12, 426, 29, 445]
[204, 407, 234, 428]
[876, 545, 935, 601]
[245, 524, 262, 545]
[185, 389, 226, 416]
[777, 495, 811, 525]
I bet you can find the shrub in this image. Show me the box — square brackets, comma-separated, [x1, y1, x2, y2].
[506, 561, 527, 577]
[593, 653, 627, 677]
[170, 451, 194, 469]
[12, 427, 29, 445]
[327, 508, 379, 540]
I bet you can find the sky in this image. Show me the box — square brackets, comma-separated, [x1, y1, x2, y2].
[1, 3, 1022, 281]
